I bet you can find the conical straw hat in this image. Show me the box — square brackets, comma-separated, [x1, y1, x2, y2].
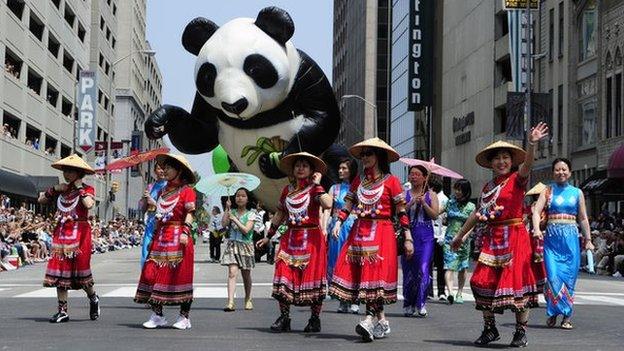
[475, 140, 526, 168]
[51, 154, 95, 174]
[156, 153, 196, 183]
[526, 182, 547, 197]
[349, 137, 400, 162]
[280, 152, 328, 176]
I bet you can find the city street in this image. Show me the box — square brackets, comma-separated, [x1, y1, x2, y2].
[1, 244, 623, 351]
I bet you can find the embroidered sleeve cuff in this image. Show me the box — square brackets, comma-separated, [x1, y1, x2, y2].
[184, 202, 196, 212]
[393, 193, 406, 205]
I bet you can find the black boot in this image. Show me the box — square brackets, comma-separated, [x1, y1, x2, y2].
[49, 311, 69, 323]
[89, 294, 100, 320]
[510, 328, 528, 348]
[474, 325, 500, 346]
[303, 315, 321, 333]
[270, 315, 291, 333]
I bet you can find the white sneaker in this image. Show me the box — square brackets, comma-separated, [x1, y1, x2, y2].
[142, 313, 167, 329]
[172, 315, 192, 330]
[438, 294, 447, 301]
[403, 306, 415, 317]
[349, 304, 360, 314]
[613, 271, 622, 278]
[417, 307, 428, 317]
[373, 319, 391, 339]
[355, 319, 375, 342]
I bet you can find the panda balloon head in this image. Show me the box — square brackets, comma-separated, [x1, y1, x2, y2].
[145, 7, 341, 210]
[184, 7, 300, 119]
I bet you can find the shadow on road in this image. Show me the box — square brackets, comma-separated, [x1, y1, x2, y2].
[423, 339, 510, 348]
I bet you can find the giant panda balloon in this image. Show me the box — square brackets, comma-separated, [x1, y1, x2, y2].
[145, 7, 341, 209]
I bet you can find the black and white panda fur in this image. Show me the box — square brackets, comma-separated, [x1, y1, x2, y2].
[145, 7, 340, 208]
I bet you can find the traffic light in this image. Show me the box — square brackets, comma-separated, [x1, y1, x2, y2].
[111, 181, 120, 193]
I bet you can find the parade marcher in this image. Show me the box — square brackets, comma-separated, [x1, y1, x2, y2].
[441, 179, 475, 305]
[402, 165, 439, 317]
[257, 152, 333, 333]
[327, 158, 358, 314]
[429, 178, 448, 302]
[134, 153, 197, 330]
[221, 187, 256, 312]
[328, 137, 412, 342]
[39, 154, 99, 323]
[208, 206, 224, 262]
[451, 122, 549, 347]
[532, 158, 594, 330]
[140, 163, 167, 267]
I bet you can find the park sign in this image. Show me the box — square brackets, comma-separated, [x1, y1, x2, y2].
[407, 0, 434, 111]
[77, 70, 97, 152]
[503, 0, 538, 10]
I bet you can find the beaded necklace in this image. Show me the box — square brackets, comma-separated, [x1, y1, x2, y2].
[56, 190, 80, 224]
[286, 184, 313, 225]
[354, 174, 388, 218]
[155, 186, 182, 222]
[476, 176, 510, 222]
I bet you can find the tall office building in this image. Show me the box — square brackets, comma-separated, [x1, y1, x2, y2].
[0, 0, 96, 205]
[333, 0, 390, 147]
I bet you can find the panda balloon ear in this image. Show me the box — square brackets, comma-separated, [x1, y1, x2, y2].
[182, 17, 219, 56]
[255, 7, 294, 46]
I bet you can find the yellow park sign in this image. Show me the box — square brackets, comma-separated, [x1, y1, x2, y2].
[503, 0, 539, 10]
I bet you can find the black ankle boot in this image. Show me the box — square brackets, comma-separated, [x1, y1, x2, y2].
[89, 295, 100, 320]
[270, 315, 291, 332]
[303, 315, 321, 333]
[474, 325, 500, 346]
[510, 328, 528, 348]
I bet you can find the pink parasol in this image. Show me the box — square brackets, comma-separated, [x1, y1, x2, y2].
[399, 157, 464, 179]
[105, 147, 170, 171]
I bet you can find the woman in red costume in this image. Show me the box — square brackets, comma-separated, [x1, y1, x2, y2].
[38, 154, 100, 323]
[134, 153, 197, 330]
[451, 123, 549, 347]
[328, 137, 414, 342]
[257, 152, 333, 333]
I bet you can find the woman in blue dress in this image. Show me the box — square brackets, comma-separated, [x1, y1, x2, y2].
[140, 163, 167, 267]
[326, 158, 357, 313]
[532, 158, 594, 330]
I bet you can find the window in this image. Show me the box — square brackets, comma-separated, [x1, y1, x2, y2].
[606, 76, 613, 138]
[60, 144, 71, 158]
[557, 85, 563, 144]
[111, 37, 116, 49]
[98, 53, 104, 67]
[548, 9, 554, 62]
[579, 0, 597, 61]
[7, 0, 25, 20]
[64, 5, 76, 28]
[98, 90, 103, 104]
[46, 83, 59, 107]
[100, 17, 105, 31]
[75, 64, 82, 81]
[61, 96, 72, 117]
[112, 3, 117, 16]
[77, 22, 86, 42]
[50, 0, 60, 9]
[4, 49, 23, 79]
[2, 111, 21, 139]
[579, 100, 596, 146]
[495, 11, 509, 41]
[616, 73, 622, 137]
[27, 69, 43, 95]
[63, 51, 74, 74]
[47, 34, 60, 58]
[29, 12, 45, 41]
[495, 58, 512, 86]
[494, 106, 507, 134]
[26, 125, 41, 149]
[45, 136, 58, 154]
[558, 2, 564, 58]
[106, 27, 111, 41]
[104, 62, 110, 75]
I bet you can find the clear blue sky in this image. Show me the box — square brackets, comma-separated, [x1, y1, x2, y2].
[146, 0, 334, 111]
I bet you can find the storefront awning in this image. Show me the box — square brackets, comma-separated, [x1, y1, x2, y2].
[608, 144, 624, 178]
[0, 169, 37, 198]
[580, 170, 624, 195]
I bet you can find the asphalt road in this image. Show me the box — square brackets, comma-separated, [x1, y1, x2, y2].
[1, 244, 623, 351]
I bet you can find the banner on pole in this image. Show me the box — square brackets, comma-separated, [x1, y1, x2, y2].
[77, 71, 97, 152]
[506, 92, 552, 139]
[407, 0, 434, 111]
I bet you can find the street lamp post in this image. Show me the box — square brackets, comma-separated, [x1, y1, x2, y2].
[340, 94, 378, 139]
[103, 49, 156, 221]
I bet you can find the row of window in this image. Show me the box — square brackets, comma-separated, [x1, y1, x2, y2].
[2, 110, 73, 158]
[99, 16, 117, 50]
[4, 49, 76, 117]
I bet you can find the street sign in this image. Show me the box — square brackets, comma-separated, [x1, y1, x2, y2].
[503, 0, 539, 10]
[77, 71, 97, 152]
[407, 0, 434, 111]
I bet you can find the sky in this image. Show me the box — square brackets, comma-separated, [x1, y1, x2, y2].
[145, 1, 334, 179]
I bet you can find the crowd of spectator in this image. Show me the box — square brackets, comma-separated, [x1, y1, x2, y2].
[0, 194, 145, 272]
[582, 211, 624, 277]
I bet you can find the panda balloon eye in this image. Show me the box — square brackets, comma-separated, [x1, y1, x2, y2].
[196, 62, 217, 97]
[244, 54, 279, 89]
